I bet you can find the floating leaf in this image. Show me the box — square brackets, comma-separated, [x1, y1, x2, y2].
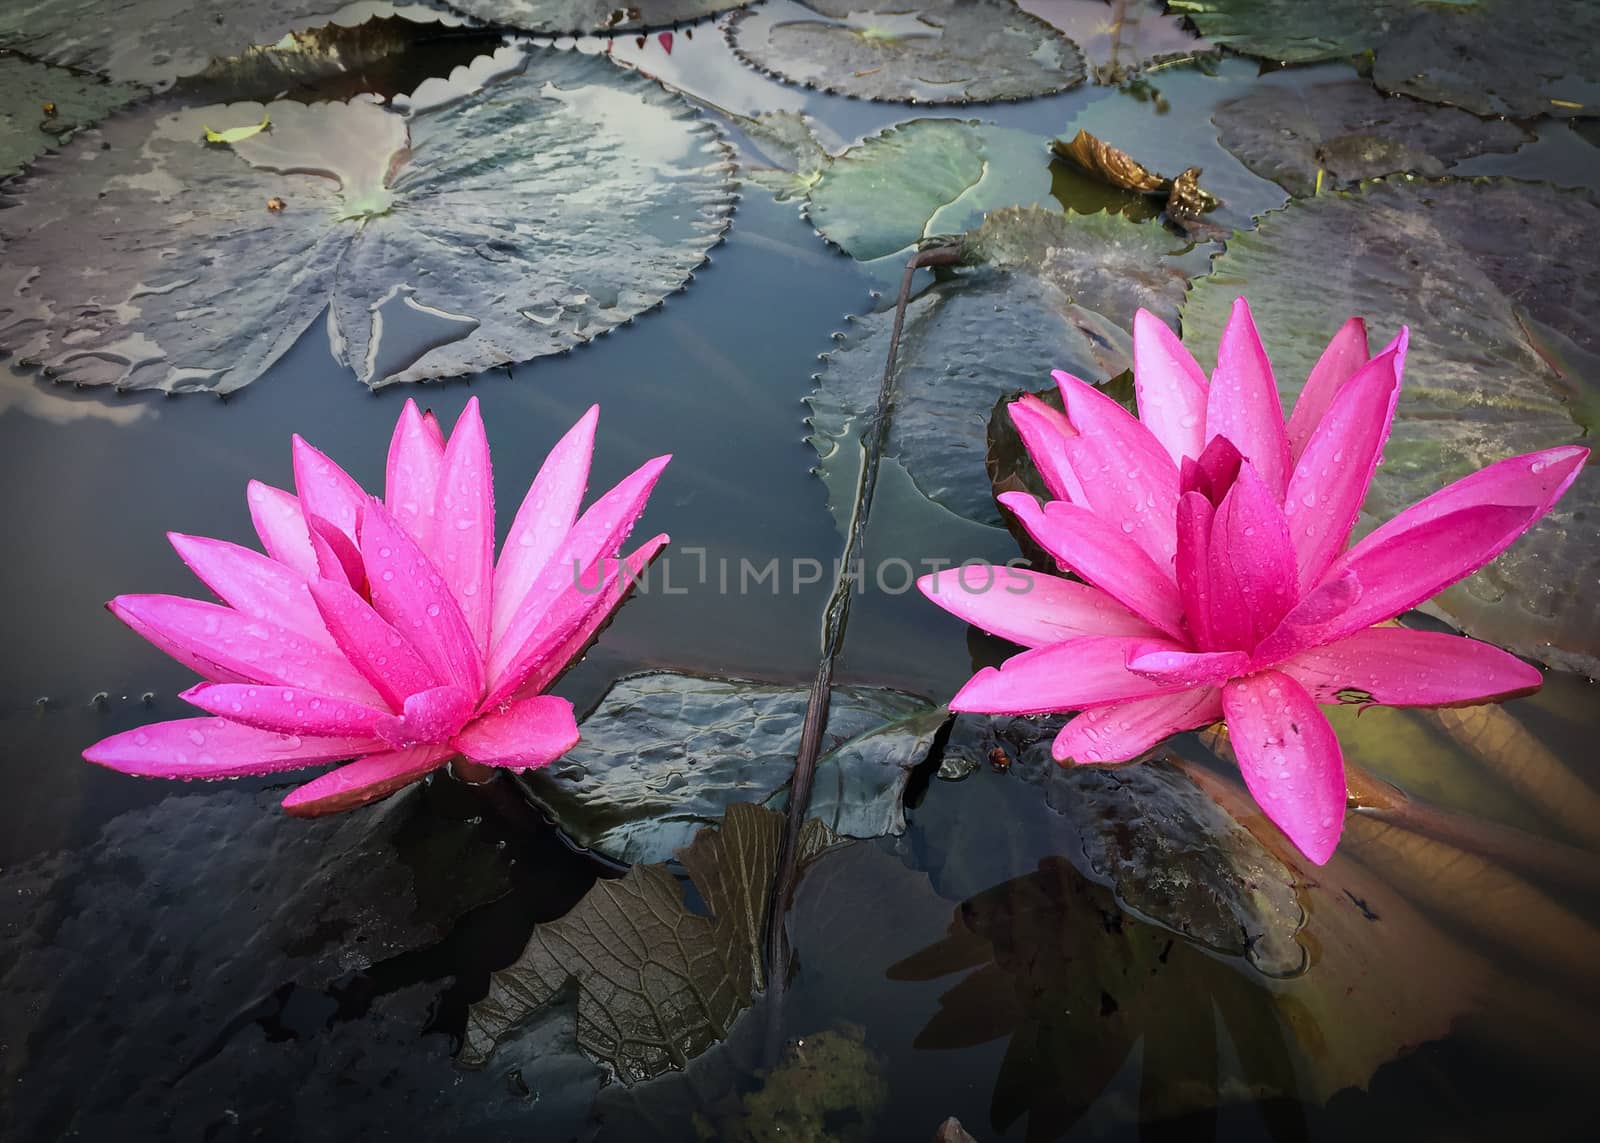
[1182, 178, 1600, 673]
[728, 0, 1085, 104]
[776, 116, 1058, 262]
[460, 803, 834, 1081]
[1169, 0, 1600, 117]
[1054, 127, 1219, 229]
[445, 0, 749, 34]
[1018, 0, 1213, 83]
[0, 48, 735, 392]
[893, 721, 1509, 1136]
[202, 111, 270, 144]
[516, 671, 944, 866]
[1214, 79, 1532, 197]
[0, 53, 139, 178]
[807, 206, 1191, 527]
[0, 0, 462, 88]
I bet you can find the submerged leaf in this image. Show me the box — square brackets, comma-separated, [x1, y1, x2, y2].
[1182, 178, 1600, 673]
[0, 47, 735, 392]
[0, 54, 140, 178]
[460, 803, 834, 1081]
[202, 111, 269, 144]
[1213, 79, 1532, 197]
[729, 0, 1085, 104]
[0, 0, 462, 88]
[516, 671, 944, 866]
[807, 206, 1191, 527]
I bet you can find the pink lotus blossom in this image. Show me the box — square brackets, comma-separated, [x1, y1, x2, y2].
[920, 299, 1586, 864]
[84, 398, 669, 816]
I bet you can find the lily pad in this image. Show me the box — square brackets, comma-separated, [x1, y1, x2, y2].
[445, 0, 749, 34]
[0, 54, 140, 178]
[807, 206, 1191, 528]
[1018, 0, 1212, 82]
[1214, 79, 1532, 197]
[728, 0, 1086, 104]
[891, 721, 1508, 1136]
[746, 115, 1057, 262]
[1181, 178, 1600, 674]
[461, 803, 835, 1081]
[516, 671, 945, 866]
[0, 47, 735, 393]
[0, 0, 463, 88]
[1169, 0, 1600, 118]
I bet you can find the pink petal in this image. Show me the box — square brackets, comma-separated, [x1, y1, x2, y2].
[1285, 317, 1370, 462]
[1053, 369, 1181, 568]
[385, 398, 446, 553]
[281, 744, 454, 817]
[1175, 491, 1217, 650]
[1051, 687, 1222, 763]
[292, 435, 368, 544]
[108, 595, 383, 704]
[420, 410, 445, 451]
[487, 454, 670, 695]
[1314, 503, 1553, 643]
[1249, 568, 1364, 667]
[1132, 308, 1209, 465]
[1008, 394, 1085, 504]
[950, 636, 1189, 715]
[1208, 461, 1297, 647]
[998, 492, 1186, 640]
[1222, 670, 1346, 865]
[181, 683, 387, 738]
[1348, 445, 1588, 569]
[1125, 645, 1247, 687]
[492, 406, 597, 651]
[307, 513, 365, 590]
[917, 565, 1162, 648]
[1205, 297, 1292, 501]
[1181, 434, 1244, 503]
[431, 398, 495, 657]
[84, 717, 380, 779]
[1279, 626, 1543, 708]
[168, 533, 333, 648]
[360, 497, 485, 700]
[512, 533, 670, 699]
[247, 481, 317, 579]
[107, 598, 251, 684]
[454, 694, 580, 770]
[375, 685, 476, 749]
[1284, 339, 1403, 592]
[307, 577, 443, 710]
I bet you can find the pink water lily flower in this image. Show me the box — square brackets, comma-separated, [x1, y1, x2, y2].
[920, 299, 1587, 864]
[84, 398, 669, 816]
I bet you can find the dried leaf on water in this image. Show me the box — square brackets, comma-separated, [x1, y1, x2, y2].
[459, 803, 834, 1081]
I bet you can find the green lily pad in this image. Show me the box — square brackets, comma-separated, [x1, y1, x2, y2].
[461, 803, 835, 1081]
[807, 206, 1191, 528]
[1018, 0, 1213, 83]
[0, 0, 462, 88]
[0, 47, 735, 393]
[744, 115, 1057, 262]
[0, 54, 140, 179]
[892, 722, 1507, 1136]
[1214, 78, 1532, 197]
[1169, 0, 1600, 118]
[1182, 178, 1600, 675]
[728, 0, 1086, 104]
[516, 671, 945, 866]
[445, 0, 749, 34]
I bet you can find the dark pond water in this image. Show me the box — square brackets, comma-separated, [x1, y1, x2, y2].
[3, 6, 1600, 1143]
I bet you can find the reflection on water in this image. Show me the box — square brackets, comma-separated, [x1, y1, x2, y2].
[2, 9, 1599, 1143]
